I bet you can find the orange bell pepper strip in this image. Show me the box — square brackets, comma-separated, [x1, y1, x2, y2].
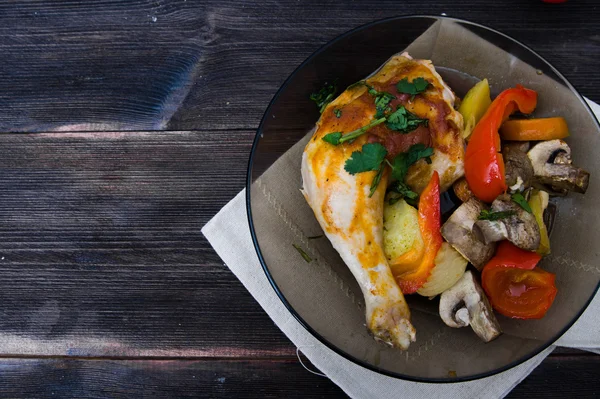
[481, 241, 557, 319]
[465, 86, 537, 203]
[500, 117, 569, 141]
[395, 171, 443, 294]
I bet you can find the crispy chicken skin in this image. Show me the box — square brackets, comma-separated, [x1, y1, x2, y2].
[301, 53, 464, 349]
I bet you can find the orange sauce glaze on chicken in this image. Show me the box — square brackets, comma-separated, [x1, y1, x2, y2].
[309, 56, 463, 227]
[302, 53, 465, 348]
[306, 55, 464, 275]
[311, 55, 463, 193]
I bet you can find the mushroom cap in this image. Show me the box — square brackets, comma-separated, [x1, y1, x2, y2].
[503, 145, 534, 192]
[441, 198, 496, 270]
[473, 194, 541, 251]
[528, 139, 571, 177]
[528, 139, 590, 194]
[439, 270, 502, 342]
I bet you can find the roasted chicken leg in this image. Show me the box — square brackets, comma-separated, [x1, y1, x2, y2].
[301, 53, 464, 349]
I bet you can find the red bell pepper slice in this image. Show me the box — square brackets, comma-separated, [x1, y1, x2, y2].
[465, 86, 537, 203]
[481, 241, 557, 319]
[489, 240, 541, 270]
[396, 171, 443, 294]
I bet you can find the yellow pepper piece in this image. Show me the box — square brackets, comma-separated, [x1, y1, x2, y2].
[528, 189, 551, 256]
[459, 78, 492, 140]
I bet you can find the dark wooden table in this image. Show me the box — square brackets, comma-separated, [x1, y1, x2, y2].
[0, 1, 598, 397]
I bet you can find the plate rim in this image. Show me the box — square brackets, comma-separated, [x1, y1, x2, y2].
[246, 14, 600, 383]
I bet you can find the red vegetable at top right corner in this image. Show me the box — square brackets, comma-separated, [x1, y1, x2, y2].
[464, 86, 538, 203]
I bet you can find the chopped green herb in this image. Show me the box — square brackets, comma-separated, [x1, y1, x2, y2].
[374, 92, 395, 118]
[389, 144, 434, 182]
[333, 109, 342, 118]
[292, 244, 312, 263]
[310, 81, 337, 113]
[511, 192, 533, 213]
[384, 144, 432, 204]
[322, 117, 386, 146]
[307, 235, 324, 240]
[368, 86, 378, 96]
[322, 132, 342, 145]
[405, 195, 420, 207]
[344, 143, 388, 175]
[369, 164, 385, 197]
[337, 117, 386, 144]
[360, 84, 397, 118]
[386, 106, 429, 133]
[389, 181, 418, 199]
[478, 210, 517, 221]
[396, 77, 430, 99]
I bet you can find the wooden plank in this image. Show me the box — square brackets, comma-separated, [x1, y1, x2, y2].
[0, 1, 210, 132]
[0, 130, 303, 357]
[0, 358, 344, 398]
[0, 356, 597, 398]
[508, 356, 600, 398]
[0, 130, 593, 380]
[0, 1, 597, 132]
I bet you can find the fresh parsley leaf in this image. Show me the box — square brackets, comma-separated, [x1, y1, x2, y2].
[310, 81, 337, 113]
[344, 143, 388, 175]
[511, 192, 533, 213]
[406, 144, 434, 164]
[405, 195, 419, 207]
[323, 117, 387, 146]
[478, 210, 517, 221]
[374, 92, 395, 118]
[388, 183, 419, 206]
[389, 144, 434, 181]
[322, 132, 342, 145]
[334, 109, 342, 118]
[389, 153, 410, 182]
[385, 106, 429, 133]
[347, 82, 396, 118]
[369, 164, 385, 197]
[292, 244, 312, 263]
[389, 181, 418, 199]
[338, 117, 386, 144]
[396, 77, 430, 99]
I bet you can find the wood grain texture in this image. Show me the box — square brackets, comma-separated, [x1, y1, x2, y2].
[0, 0, 597, 131]
[0, 0, 597, 397]
[172, 0, 598, 132]
[0, 130, 299, 357]
[0, 356, 598, 398]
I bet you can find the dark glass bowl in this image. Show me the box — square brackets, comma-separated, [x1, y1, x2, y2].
[247, 16, 600, 382]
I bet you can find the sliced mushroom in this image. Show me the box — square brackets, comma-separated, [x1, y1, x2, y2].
[439, 270, 502, 343]
[441, 198, 496, 270]
[473, 193, 540, 251]
[527, 139, 590, 194]
[503, 145, 534, 192]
